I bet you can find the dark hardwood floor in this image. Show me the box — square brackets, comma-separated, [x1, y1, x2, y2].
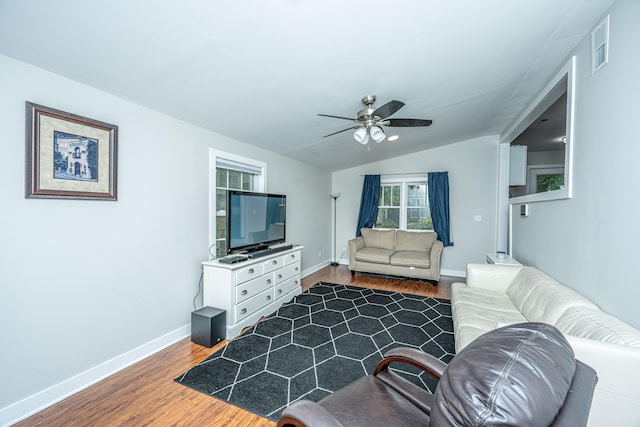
[14, 265, 460, 427]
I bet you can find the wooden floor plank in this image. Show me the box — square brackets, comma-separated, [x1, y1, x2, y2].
[14, 265, 459, 426]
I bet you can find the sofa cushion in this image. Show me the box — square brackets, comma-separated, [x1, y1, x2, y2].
[451, 283, 527, 343]
[389, 250, 430, 268]
[453, 286, 521, 313]
[395, 230, 437, 252]
[556, 306, 640, 348]
[354, 247, 394, 264]
[360, 228, 396, 250]
[517, 281, 597, 324]
[453, 303, 527, 331]
[453, 325, 488, 352]
[506, 267, 558, 310]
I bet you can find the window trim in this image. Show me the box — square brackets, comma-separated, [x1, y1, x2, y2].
[209, 149, 266, 259]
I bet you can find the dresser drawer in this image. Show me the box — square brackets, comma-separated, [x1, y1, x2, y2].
[275, 262, 301, 284]
[275, 276, 301, 301]
[236, 273, 274, 304]
[235, 264, 265, 285]
[236, 288, 274, 322]
[283, 250, 301, 265]
[262, 256, 284, 273]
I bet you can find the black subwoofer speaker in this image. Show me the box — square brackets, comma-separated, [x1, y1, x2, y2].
[191, 306, 226, 347]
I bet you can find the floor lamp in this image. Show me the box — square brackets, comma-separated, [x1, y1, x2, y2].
[330, 192, 341, 266]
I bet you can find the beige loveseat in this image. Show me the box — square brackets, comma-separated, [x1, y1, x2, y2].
[452, 263, 640, 427]
[348, 228, 443, 282]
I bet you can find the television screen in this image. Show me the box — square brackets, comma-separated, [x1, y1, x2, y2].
[226, 191, 286, 254]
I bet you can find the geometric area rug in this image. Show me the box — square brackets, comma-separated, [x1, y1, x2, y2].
[175, 282, 455, 421]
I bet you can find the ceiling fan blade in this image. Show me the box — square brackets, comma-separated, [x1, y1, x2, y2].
[385, 118, 433, 127]
[323, 125, 361, 138]
[372, 100, 405, 119]
[318, 113, 356, 121]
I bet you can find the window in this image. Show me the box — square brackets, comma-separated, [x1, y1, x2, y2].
[209, 150, 266, 258]
[377, 184, 401, 228]
[375, 178, 432, 230]
[214, 167, 259, 258]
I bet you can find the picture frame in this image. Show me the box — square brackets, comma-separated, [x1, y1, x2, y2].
[25, 102, 118, 200]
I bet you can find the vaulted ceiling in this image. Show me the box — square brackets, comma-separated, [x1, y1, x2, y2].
[0, 0, 614, 171]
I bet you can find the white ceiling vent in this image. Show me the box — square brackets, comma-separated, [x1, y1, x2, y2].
[591, 15, 610, 75]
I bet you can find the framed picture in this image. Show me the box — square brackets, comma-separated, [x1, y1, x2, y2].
[25, 102, 118, 200]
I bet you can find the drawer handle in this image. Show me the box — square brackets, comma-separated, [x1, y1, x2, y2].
[248, 268, 255, 274]
[266, 295, 272, 300]
[266, 279, 272, 284]
[290, 254, 295, 258]
[241, 290, 248, 296]
[241, 308, 247, 314]
[295, 267, 299, 272]
[278, 289, 282, 294]
[277, 274, 282, 279]
[295, 280, 299, 285]
[272, 260, 277, 265]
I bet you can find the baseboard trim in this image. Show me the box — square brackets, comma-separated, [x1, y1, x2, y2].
[441, 268, 466, 278]
[301, 259, 332, 278]
[0, 324, 190, 427]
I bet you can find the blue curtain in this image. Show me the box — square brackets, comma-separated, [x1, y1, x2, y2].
[428, 172, 453, 246]
[355, 175, 381, 236]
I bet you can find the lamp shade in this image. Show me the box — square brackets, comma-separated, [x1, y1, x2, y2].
[354, 128, 368, 144]
[370, 126, 385, 143]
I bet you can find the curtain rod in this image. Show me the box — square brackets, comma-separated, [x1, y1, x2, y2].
[359, 172, 427, 176]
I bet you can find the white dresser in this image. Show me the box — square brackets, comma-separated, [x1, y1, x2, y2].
[202, 245, 303, 339]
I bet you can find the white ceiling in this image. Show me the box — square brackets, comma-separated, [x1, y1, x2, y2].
[0, 0, 614, 171]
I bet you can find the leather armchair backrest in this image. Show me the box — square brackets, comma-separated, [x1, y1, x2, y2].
[431, 323, 576, 427]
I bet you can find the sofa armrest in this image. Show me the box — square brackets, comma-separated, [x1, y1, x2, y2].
[566, 335, 640, 400]
[348, 236, 364, 268]
[565, 335, 640, 427]
[373, 346, 446, 416]
[278, 399, 345, 427]
[375, 346, 447, 379]
[465, 263, 524, 292]
[429, 240, 444, 281]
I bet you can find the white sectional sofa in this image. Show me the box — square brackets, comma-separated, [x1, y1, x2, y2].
[452, 263, 640, 427]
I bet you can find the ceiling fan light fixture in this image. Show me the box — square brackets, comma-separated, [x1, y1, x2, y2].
[370, 126, 385, 143]
[354, 128, 368, 144]
[388, 135, 399, 142]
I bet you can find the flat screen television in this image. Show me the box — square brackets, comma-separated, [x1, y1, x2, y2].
[226, 190, 286, 254]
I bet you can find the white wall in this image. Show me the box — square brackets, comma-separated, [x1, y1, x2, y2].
[332, 136, 500, 276]
[0, 54, 331, 422]
[511, 0, 640, 329]
[527, 150, 564, 165]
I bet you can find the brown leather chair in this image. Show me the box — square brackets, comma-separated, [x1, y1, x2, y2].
[277, 323, 597, 427]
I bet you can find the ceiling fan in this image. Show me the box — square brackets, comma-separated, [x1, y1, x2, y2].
[318, 95, 432, 146]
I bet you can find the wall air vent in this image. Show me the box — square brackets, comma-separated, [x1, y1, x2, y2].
[591, 15, 609, 75]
